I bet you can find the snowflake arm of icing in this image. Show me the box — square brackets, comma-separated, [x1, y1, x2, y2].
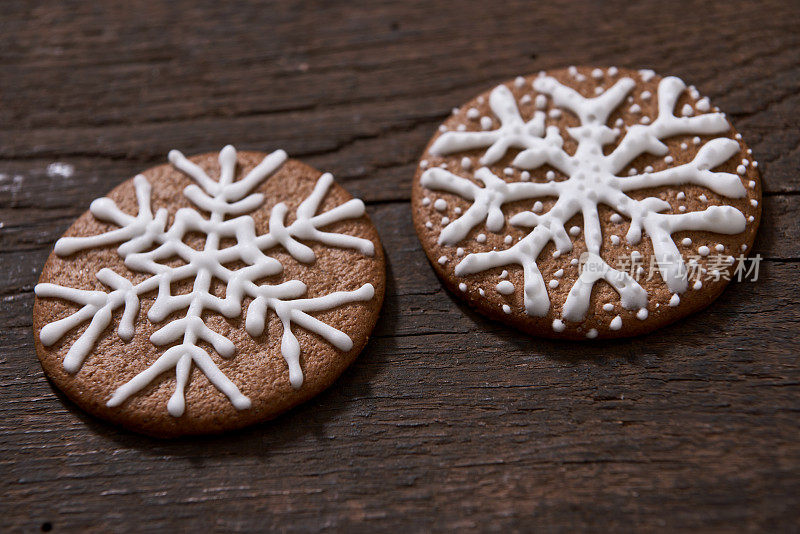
[245, 283, 375, 388]
[35, 268, 139, 372]
[429, 84, 576, 171]
[421, 167, 560, 245]
[35, 145, 378, 416]
[613, 138, 747, 198]
[54, 175, 168, 258]
[604, 76, 730, 174]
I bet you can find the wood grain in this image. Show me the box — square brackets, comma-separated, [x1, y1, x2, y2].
[2, 0, 798, 531]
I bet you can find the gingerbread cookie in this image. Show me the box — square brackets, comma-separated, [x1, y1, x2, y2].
[412, 67, 761, 339]
[34, 146, 385, 437]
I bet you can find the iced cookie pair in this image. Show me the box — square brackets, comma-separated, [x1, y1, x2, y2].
[34, 66, 761, 437]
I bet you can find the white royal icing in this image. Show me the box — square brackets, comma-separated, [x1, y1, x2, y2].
[36, 145, 376, 416]
[421, 70, 749, 331]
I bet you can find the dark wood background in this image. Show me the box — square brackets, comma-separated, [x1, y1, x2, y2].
[2, 1, 799, 532]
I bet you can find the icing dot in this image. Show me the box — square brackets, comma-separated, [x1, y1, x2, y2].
[631, 250, 642, 261]
[610, 213, 623, 223]
[439, 163, 448, 169]
[441, 217, 450, 225]
[639, 69, 655, 82]
[548, 279, 559, 289]
[644, 165, 654, 173]
[665, 155, 674, 164]
[742, 159, 749, 166]
[533, 201, 543, 213]
[504, 235, 513, 244]
[552, 250, 561, 258]
[693, 280, 703, 290]
[480, 116, 493, 130]
[641, 90, 651, 100]
[520, 94, 532, 104]
[478, 288, 485, 297]
[628, 168, 638, 176]
[676, 192, 685, 200]
[554, 269, 564, 278]
[457, 124, 467, 131]
[609, 316, 622, 330]
[640, 116, 651, 124]
[497, 280, 514, 295]
[602, 303, 614, 312]
[500, 270, 508, 278]
[569, 226, 580, 236]
[636, 308, 649, 320]
[502, 304, 512, 314]
[591, 68, 603, 79]
[715, 244, 725, 252]
[610, 235, 621, 245]
[752, 161, 758, 168]
[680, 142, 688, 150]
[678, 206, 686, 212]
[629, 104, 641, 114]
[594, 86, 605, 95]
[586, 329, 598, 339]
[669, 293, 680, 307]
[514, 76, 525, 88]
[461, 157, 472, 170]
[504, 167, 514, 176]
[681, 104, 694, 117]
[420, 160, 429, 169]
[521, 171, 531, 181]
[741, 244, 747, 251]
[552, 319, 565, 332]
[434, 199, 447, 211]
[736, 165, 746, 175]
[456, 247, 465, 256]
[451, 107, 460, 115]
[476, 233, 487, 243]
[608, 66, 618, 76]
[454, 207, 462, 215]
[459, 283, 467, 292]
[698, 194, 708, 202]
[693, 136, 701, 145]
[748, 215, 755, 222]
[570, 258, 579, 266]
[439, 125, 448, 132]
[534, 94, 547, 109]
[698, 245, 710, 256]
[750, 199, 758, 207]
[421, 197, 431, 206]
[681, 237, 692, 246]
[546, 170, 556, 181]
[748, 180, 755, 188]
[425, 221, 433, 229]
[466, 108, 480, 120]
[438, 256, 448, 265]
[549, 109, 562, 119]
[735, 133, 742, 140]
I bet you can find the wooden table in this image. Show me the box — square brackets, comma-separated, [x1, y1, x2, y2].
[2, 1, 799, 531]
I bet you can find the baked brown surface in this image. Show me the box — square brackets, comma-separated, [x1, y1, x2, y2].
[412, 67, 761, 339]
[33, 151, 386, 437]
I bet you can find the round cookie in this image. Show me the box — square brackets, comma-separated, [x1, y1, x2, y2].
[34, 145, 385, 437]
[411, 67, 761, 339]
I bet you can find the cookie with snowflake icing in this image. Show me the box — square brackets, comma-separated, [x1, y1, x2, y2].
[412, 67, 761, 339]
[33, 146, 385, 436]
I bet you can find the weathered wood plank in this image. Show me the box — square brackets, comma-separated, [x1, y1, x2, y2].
[2, 0, 799, 531]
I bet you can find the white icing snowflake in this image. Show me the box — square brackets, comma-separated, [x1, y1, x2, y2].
[35, 146, 376, 416]
[421, 72, 748, 328]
